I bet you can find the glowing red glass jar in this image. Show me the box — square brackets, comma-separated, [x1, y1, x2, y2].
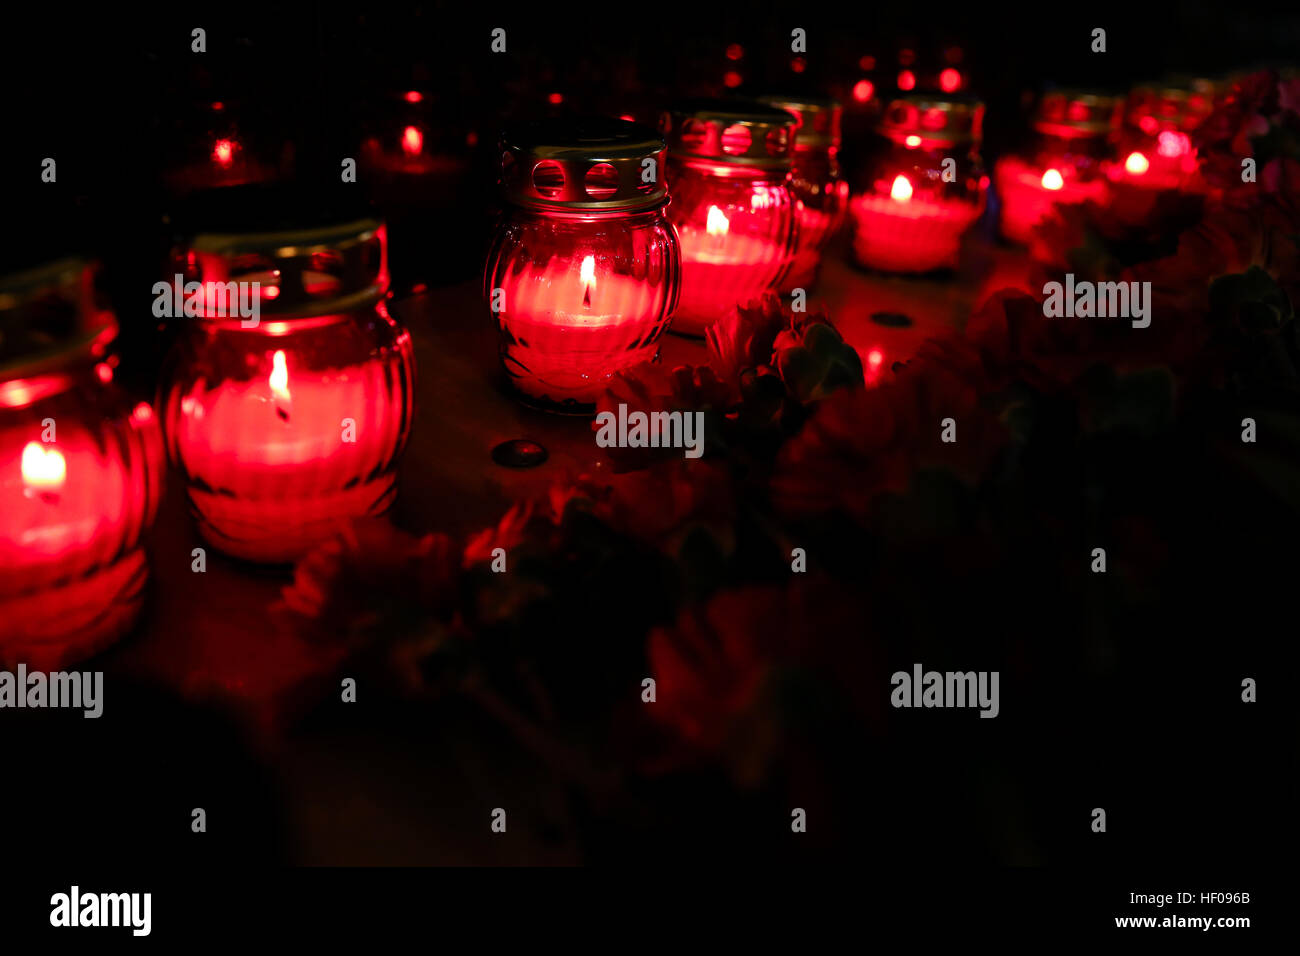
[851, 96, 987, 273]
[0, 259, 164, 667]
[660, 100, 799, 337]
[758, 94, 850, 290]
[995, 90, 1120, 243]
[1110, 81, 1216, 191]
[160, 193, 415, 563]
[485, 118, 681, 411]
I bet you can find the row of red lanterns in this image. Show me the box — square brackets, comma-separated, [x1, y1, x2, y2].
[0, 76, 1227, 666]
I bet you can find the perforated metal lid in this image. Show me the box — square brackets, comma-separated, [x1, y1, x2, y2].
[757, 94, 843, 150]
[661, 99, 797, 169]
[0, 258, 116, 375]
[1034, 90, 1122, 138]
[878, 96, 985, 150]
[499, 117, 668, 212]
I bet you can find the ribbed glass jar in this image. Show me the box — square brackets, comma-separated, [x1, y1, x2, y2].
[486, 117, 680, 412]
[661, 100, 799, 337]
[0, 258, 163, 667]
[159, 189, 415, 563]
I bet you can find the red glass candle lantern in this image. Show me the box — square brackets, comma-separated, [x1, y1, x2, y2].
[1109, 80, 1216, 191]
[161, 98, 283, 197]
[0, 258, 164, 667]
[485, 118, 681, 411]
[359, 89, 479, 290]
[159, 191, 415, 563]
[660, 100, 799, 337]
[757, 94, 850, 290]
[851, 96, 987, 273]
[995, 90, 1120, 243]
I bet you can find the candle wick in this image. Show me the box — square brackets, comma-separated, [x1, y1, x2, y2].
[582, 285, 592, 308]
[276, 403, 291, 423]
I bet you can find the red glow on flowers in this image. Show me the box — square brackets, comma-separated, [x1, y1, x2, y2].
[890, 174, 913, 202]
[853, 79, 875, 103]
[211, 101, 224, 112]
[897, 70, 916, 91]
[1138, 115, 1158, 134]
[619, 114, 635, 122]
[726, 43, 744, 60]
[723, 71, 743, 89]
[402, 125, 423, 156]
[95, 362, 113, 384]
[1124, 151, 1150, 175]
[1041, 168, 1065, 190]
[403, 90, 423, 104]
[212, 139, 234, 167]
[131, 402, 154, 425]
[939, 68, 961, 93]
[548, 92, 564, 105]
[1157, 130, 1191, 158]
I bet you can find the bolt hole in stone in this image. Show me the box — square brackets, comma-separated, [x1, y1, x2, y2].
[492, 439, 549, 468]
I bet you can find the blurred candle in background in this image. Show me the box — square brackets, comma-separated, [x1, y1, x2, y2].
[851, 95, 987, 273]
[758, 94, 850, 290]
[995, 90, 1120, 243]
[1108, 79, 1217, 191]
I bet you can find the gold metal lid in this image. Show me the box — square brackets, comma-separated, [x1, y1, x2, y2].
[878, 96, 984, 149]
[661, 99, 796, 169]
[499, 117, 668, 212]
[170, 185, 389, 320]
[1125, 79, 1217, 131]
[757, 94, 843, 150]
[1034, 90, 1122, 138]
[0, 257, 117, 376]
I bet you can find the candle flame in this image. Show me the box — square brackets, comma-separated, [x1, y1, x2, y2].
[580, 254, 596, 308]
[1124, 151, 1150, 175]
[22, 441, 66, 491]
[890, 174, 913, 202]
[1157, 130, 1190, 159]
[706, 205, 730, 238]
[1041, 168, 1065, 190]
[402, 125, 423, 157]
[213, 139, 234, 167]
[269, 350, 292, 414]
